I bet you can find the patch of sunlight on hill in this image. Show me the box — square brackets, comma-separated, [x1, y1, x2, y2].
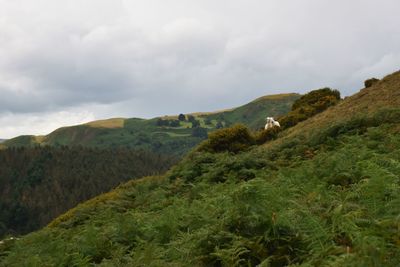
[85, 118, 125, 128]
[252, 93, 300, 102]
[34, 136, 45, 143]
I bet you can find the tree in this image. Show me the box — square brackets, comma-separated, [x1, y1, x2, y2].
[178, 114, 186, 121]
[187, 115, 195, 122]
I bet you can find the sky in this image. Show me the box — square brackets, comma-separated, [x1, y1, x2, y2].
[1, 0, 400, 139]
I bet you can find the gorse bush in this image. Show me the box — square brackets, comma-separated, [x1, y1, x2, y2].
[254, 127, 280, 145]
[279, 87, 341, 129]
[364, 77, 380, 88]
[291, 87, 341, 111]
[197, 124, 255, 153]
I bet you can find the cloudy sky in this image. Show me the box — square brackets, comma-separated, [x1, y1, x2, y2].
[1, 0, 399, 138]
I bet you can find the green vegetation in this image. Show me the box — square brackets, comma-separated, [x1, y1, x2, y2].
[0, 146, 177, 238]
[1, 106, 400, 266]
[279, 88, 341, 129]
[3, 94, 299, 156]
[3, 135, 38, 147]
[178, 114, 186, 121]
[205, 93, 300, 130]
[198, 124, 255, 154]
[254, 127, 281, 145]
[0, 93, 298, 241]
[2, 72, 400, 266]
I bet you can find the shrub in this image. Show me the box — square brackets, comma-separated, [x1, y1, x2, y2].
[364, 78, 379, 88]
[291, 87, 340, 111]
[198, 124, 255, 153]
[178, 114, 186, 121]
[254, 127, 281, 145]
[278, 88, 341, 130]
[279, 113, 308, 129]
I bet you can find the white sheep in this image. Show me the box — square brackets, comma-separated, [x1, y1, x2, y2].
[265, 117, 280, 130]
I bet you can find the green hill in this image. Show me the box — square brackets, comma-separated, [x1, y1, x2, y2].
[3, 94, 299, 156]
[2, 72, 400, 266]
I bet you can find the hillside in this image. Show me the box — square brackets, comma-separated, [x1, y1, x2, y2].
[268, 71, 400, 148]
[3, 94, 299, 156]
[0, 146, 177, 238]
[1, 71, 400, 266]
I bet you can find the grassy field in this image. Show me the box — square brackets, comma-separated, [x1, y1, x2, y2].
[85, 118, 125, 128]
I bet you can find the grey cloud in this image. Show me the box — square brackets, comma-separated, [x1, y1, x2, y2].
[0, 15, 228, 113]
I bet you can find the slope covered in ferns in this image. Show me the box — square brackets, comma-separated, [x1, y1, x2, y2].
[1, 71, 400, 266]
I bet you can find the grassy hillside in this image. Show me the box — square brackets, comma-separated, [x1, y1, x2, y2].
[270, 71, 400, 148]
[1, 72, 400, 266]
[3, 94, 299, 156]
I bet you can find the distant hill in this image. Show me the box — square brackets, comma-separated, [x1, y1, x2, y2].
[3, 93, 299, 156]
[0, 139, 5, 143]
[2, 71, 400, 266]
